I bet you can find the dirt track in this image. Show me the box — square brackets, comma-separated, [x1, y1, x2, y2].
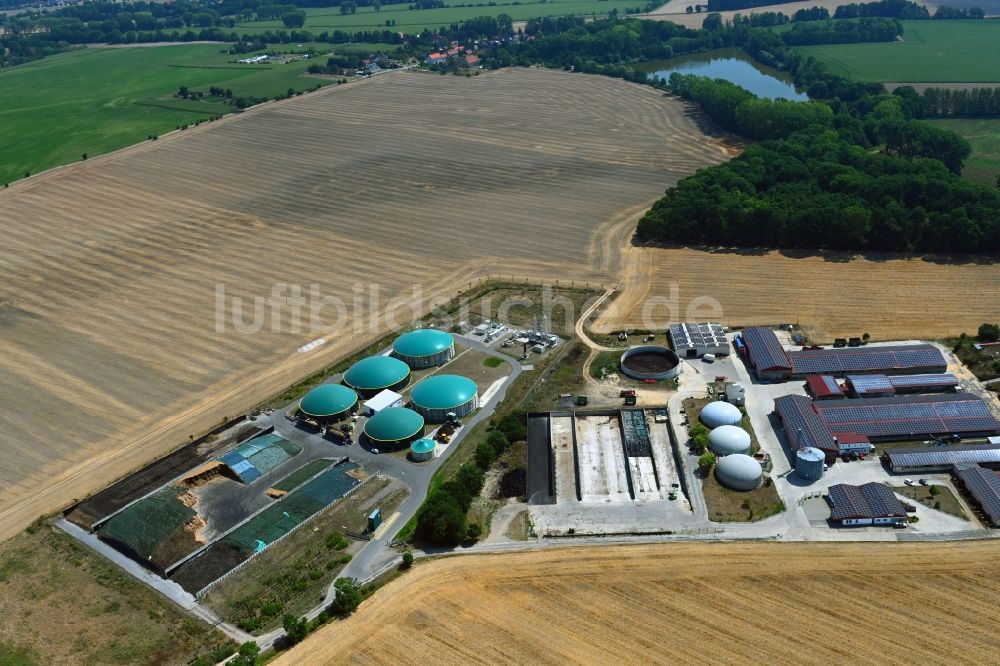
[277, 541, 1000, 665]
[593, 247, 1000, 341]
[0, 68, 730, 539]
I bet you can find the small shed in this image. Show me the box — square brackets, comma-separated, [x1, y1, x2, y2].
[364, 389, 404, 416]
[367, 508, 382, 532]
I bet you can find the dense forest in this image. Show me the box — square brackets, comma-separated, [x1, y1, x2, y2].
[780, 17, 902, 44]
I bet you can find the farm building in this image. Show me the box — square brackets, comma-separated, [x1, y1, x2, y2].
[738, 327, 947, 380]
[391, 329, 455, 369]
[708, 425, 752, 456]
[298, 383, 359, 423]
[883, 444, 1000, 473]
[668, 322, 729, 358]
[699, 401, 743, 429]
[715, 454, 763, 491]
[409, 374, 479, 422]
[410, 438, 437, 462]
[806, 375, 844, 400]
[363, 407, 425, 450]
[827, 483, 907, 526]
[775, 393, 998, 453]
[363, 389, 404, 417]
[953, 465, 1000, 527]
[724, 382, 745, 406]
[846, 373, 959, 397]
[343, 355, 411, 398]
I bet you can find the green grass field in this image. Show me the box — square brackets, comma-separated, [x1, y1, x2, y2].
[794, 20, 1000, 83]
[235, 0, 651, 35]
[0, 44, 335, 185]
[927, 118, 1000, 186]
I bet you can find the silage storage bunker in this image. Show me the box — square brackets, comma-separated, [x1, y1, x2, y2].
[392, 328, 456, 369]
[410, 438, 437, 462]
[343, 355, 411, 398]
[298, 383, 359, 423]
[409, 374, 479, 422]
[699, 400, 743, 429]
[620, 345, 681, 381]
[708, 424, 752, 456]
[795, 446, 826, 482]
[363, 406, 425, 450]
[715, 453, 763, 491]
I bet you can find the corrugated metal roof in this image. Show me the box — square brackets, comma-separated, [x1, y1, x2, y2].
[807, 375, 843, 398]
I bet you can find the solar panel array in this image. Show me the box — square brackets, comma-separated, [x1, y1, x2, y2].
[886, 444, 1000, 469]
[669, 323, 728, 350]
[889, 373, 960, 391]
[790, 344, 946, 376]
[955, 466, 1000, 527]
[813, 394, 999, 439]
[741, 327, 791, 371]
[828, 483, 906, 521]
[847, 374, 894, 395]
[774, 395, 834, 451]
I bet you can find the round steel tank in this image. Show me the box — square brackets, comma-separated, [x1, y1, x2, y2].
[620, 345, 681, 381]
[795, 447, 826, 482]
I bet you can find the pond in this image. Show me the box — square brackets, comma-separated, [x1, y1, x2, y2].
[639, 48, 808, 101]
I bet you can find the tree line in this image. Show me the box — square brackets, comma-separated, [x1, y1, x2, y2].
[894, 85, 1000, 119]
[780, 17, 902, 45]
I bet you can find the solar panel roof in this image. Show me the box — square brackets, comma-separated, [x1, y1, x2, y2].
[774, 395, 835, 451]
[847, 374, 894, 394]
[790, 345, 946, 375]
[742, 327, 791, 371]
[813, 394, 998, 439]
[828, 483, 906, 520]
[955, 466, 1000, 526]
[888, 374, 960, 390]
[886, 444, 1000, 469]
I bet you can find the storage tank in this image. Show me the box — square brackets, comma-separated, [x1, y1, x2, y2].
[392, 329, 455, 369]
[699, 401, 743, 429]
[715, 454, 763, 491]
[298, 383, 359, 423]
[708, 425, 752, 456]
[363, 407, 425, 450]
[620, 345, 681, 381]
[410, 438, 436, 462]
[343, 355, 411, 398]
[795, 447, 825, 482]
[409, 374, 479, 422]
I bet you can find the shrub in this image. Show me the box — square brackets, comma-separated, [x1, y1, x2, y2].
[475, 441, 496, 470]
[978, 323, 1000, 342]
[333, 577, 362, 614]
[466, 523, 482, 541]
[698, 452, 716, 474]
[929, 484, 941, 496]
[401, 551, 414, 569]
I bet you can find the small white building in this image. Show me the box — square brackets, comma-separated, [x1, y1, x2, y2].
[724, 382, 745, 406]
[363, 389, 404, 417]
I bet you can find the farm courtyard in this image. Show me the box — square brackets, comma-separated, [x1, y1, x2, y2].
[0, 68, 731, 539]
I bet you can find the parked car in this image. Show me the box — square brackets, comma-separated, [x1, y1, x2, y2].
[919, 479, 929, 486]
[904, 479, 915, 486]
[858, 453, 866, 461]
[371, 448, 380, 455]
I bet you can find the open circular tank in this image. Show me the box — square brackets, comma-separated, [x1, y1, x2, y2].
[620, 345, 681, 381]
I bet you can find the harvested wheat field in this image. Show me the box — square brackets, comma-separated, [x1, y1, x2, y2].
[277, 541, 1000, 666]
[595, 247, 1000, 341]
[637, 0, 936, 28]
[0, 68, 731, 539]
